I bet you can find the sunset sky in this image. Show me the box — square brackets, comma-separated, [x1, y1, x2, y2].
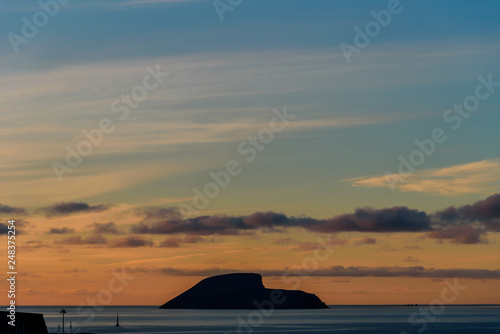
[1, 0, 500, 306]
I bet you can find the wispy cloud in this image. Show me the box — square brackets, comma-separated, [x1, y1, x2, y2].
[47, 227, 76, 234]
[348, 159, 500, 196]
[54, 235, 107, 245]
[402, 256, 420, 263]
[426, 225, 486, 244]
[40, 202, 111, 218]
[130, 207, 432, 236]
[353, 237, 377, 246]
[89, 222, 122, 235]
[0, 51, 409, 207]
[0, 204, 26, 215]
[109, 236, 153, 248]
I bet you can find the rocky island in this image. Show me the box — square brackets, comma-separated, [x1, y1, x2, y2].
[159, 273, 328, 309]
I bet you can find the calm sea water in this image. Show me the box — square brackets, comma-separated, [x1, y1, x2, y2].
[17, 305, 500, 334]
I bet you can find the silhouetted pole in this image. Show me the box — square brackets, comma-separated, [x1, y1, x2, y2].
[60, 309, 67, 334]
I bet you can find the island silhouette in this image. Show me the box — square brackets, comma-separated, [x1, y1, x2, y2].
[159, 273, 328, 309]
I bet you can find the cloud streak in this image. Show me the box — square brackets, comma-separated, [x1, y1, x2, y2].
[349, 159, 500, 196]
[130, 207, 432, 236]
[47, 227, 76, 234]
[90, 222, 122, 235]
[0, 204, 26, 215]
[0, 219, 29, 235]
[4, 194, 500, 244]
[426, 225, 486, 244]
[41, 202, 111, 217]
[127, 194, 500, 244]
[311, 207, 432, 233]
[124, 266, 500, 280]
[434, 193, 500, 231]
[158, 236, 204, 248]
[55, 235, 107, 245]
[109, 236, 153, 248]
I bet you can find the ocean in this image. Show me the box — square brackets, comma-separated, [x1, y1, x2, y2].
[17, 305, 500, 334]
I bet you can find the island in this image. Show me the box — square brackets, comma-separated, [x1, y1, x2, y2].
[159, 273, 328, 309]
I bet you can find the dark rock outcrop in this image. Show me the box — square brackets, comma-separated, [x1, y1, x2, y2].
[159, 273, 328, 309]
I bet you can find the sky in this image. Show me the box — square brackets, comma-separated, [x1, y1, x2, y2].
[1, 0, 500, 306]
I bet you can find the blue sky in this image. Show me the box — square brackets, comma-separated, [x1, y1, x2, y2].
[1, 0, 500, 217]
